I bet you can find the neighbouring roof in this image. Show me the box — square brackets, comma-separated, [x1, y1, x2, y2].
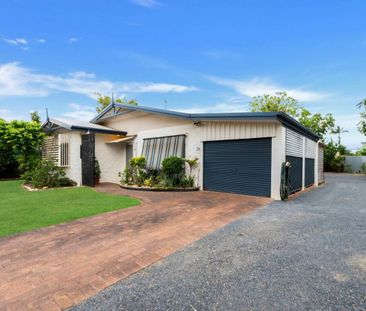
[42, 118, 127, 135]
[91, 103, 320, 141]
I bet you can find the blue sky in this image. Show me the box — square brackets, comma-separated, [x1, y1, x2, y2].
[0, 0, 365, 149]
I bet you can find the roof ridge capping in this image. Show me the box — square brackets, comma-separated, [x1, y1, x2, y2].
[90, 103, 319, 141]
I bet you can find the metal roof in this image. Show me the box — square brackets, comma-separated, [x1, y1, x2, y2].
[91, 103, 319, 141]
[42, 118, 127, 135]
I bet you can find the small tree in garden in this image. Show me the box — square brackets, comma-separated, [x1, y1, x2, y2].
[185, 158, 198, 175]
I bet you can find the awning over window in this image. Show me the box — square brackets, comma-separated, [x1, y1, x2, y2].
[142, 135, 185, 169]
[106, 135, 136, 144]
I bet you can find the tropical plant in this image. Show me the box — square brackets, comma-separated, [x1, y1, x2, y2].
[22, 159, 76, 188]
[95, 93, 138, 113]
[161, 156, 185, 187]
[331, 126, 348, 146]
[185, 158, 198, 175]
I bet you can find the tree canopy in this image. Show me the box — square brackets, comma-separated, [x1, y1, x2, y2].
[95, 93, 138, 113]
[249, 92, 336, 140]
[250, 92, 301, 118]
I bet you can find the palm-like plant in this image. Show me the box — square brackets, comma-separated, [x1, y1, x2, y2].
[185, 158, 199, 175]
[331, 126, 348, 146]
[357, 99, 366, 136]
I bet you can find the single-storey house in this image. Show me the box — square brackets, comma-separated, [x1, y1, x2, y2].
[42, 103, 324, 200]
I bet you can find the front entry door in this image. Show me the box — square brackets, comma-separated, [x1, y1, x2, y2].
[81, 133, 95, 187]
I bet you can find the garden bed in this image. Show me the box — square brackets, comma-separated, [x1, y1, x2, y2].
[121, 184, 200, 192]
[22, 183, 77, 192]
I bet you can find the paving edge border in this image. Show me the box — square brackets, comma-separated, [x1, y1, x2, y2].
[120, 184, 200, 192]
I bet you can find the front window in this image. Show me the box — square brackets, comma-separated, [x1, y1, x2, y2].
[141, 135, 185, 169]
[58, 134, 70, 167]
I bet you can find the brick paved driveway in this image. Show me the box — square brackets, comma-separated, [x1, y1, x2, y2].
[0, 184, 270, 310]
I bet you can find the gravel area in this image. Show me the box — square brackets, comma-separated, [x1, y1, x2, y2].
[71, 173, 366, 311]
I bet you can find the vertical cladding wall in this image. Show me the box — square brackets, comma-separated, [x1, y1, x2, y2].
[305, 138, 316, 186]
[318, 145, 324, 183]
[285, 128, 318, 192]
[285, 128, 304, 193]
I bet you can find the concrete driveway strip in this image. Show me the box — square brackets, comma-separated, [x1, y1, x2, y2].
[71, 174, 366, 311]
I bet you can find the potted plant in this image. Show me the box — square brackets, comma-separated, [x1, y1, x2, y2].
[95, 158, 101, 185]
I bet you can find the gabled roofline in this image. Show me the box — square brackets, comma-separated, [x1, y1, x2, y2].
[42, 118, 127, 136]
[91, 103, 319, 141]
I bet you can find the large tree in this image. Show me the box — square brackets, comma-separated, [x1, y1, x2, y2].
[0, 114, 45, 177]
[357, 99, 366, 135]
[250, 92, 336, 140]
[95, 93, 138, 113]
[250, 92, 301, 118]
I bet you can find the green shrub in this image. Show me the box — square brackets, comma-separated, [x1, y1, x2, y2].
[95, 158, 101, 178]
[161, 156, 185, 187]
[22, 159, 76, 188]
[344, 164, 353, 173]
[180, 175, 195, 188]
[130, 156, 146, 168]
[362, 163, 366, 175]
[121, 156, 147, 186]
[121, 167, 133, 185]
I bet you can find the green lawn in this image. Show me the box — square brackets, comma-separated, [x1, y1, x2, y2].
[0, 180, 140, 238]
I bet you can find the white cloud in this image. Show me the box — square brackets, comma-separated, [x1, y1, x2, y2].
[3, 38, 28, 46]
[38, 39, 46, 43]
[62, 103, 96, 121]
[207, 76, 328, 102]
[69, 38, 78, 43]
[130, 0, 161, 8]
[0, 108, 27, 121]
[177, 96, 249, 114]
[0, 62, 197, 98]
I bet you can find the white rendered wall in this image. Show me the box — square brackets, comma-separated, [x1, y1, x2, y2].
[63, 131, 82, 185]
[95, 134, 125, 184]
